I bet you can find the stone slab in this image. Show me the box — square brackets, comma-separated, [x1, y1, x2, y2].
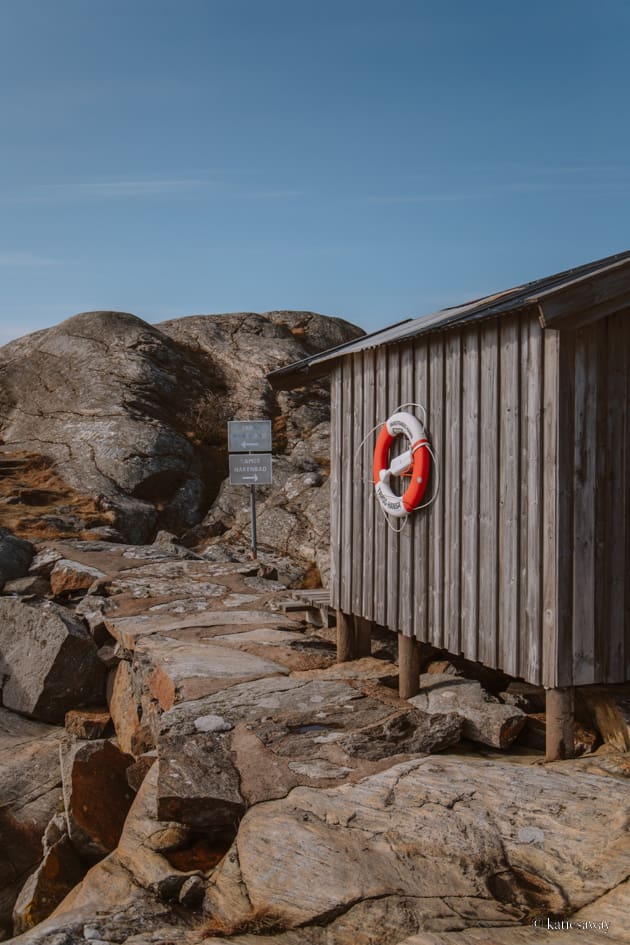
[203, 757, 630, 941]
[105, 609, 298, 649]
[136, 639, 289, 710]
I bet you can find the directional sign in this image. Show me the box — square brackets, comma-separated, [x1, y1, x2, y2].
[229, 453, 273, 486]
[228, 420, 272, 453]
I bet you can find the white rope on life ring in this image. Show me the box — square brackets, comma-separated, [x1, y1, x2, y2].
[372, 410, 431, 519]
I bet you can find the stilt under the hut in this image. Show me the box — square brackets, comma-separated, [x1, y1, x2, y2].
[545, 687, 575, 761]
[336, 611, 373, 661]
[336, 610, 354, 662]
[354, 616, 372, 657]
[398, 632, 421, 699]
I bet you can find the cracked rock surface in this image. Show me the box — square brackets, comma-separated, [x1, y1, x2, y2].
[0, 309, 361, 566]
[0, 710, 64, 939]
[4, 538, 630, 945]
[203, 757, 630, 943]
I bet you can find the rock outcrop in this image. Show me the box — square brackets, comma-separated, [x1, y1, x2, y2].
[12, 815, 85, 935]
[0, 310, 361, 569]
[0, 598, 106, 723]
[0, 526, 34, 584]
[203, 757, 630, 942]
[0, 710, 64, 938]
[156, 676, 462, 832]
[3, 538, 630, 944]
[60, 737, 136, 860]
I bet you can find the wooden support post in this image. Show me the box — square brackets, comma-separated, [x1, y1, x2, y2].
[398, 632, 421, 699]
[336, 610, 355, 662]
[353, 616, 373, 658]
[545, 687, 574, 761]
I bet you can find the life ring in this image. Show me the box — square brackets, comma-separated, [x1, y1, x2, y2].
[373, 411, 430, 518]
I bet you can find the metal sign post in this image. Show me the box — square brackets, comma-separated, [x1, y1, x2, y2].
[250, 485, 257, 559]
[228, 420, 272, 560]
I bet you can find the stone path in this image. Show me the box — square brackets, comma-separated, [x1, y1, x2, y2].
[2, 538, 629, 944]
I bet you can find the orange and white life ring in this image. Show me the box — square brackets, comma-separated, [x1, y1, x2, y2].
[373, 411, 430, 518]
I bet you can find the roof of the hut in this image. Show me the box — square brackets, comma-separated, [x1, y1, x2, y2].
[269, 250, 630, 388]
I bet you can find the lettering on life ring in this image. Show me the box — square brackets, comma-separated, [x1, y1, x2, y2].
[372, 411, 430, 519]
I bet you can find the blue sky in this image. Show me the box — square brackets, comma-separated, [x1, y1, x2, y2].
[1, 0, 629, 342]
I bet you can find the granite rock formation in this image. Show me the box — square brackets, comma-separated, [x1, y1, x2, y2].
[0, 310, 361, 573]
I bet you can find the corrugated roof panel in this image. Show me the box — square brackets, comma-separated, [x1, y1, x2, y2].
[269, 250, 630, 386]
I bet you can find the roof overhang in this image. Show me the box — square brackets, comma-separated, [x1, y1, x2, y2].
[269, 251, 630, 390]
[532, 256, 630, 331]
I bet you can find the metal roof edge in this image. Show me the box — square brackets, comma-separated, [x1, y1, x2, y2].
[268, 316, 413, 384]
[268, 250, 630, 387]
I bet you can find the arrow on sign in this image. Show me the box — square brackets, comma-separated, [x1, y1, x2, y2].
[242, 474, 258, 482]
[241, 441, 259, 448]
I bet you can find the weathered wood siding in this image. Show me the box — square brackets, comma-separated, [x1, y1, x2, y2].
[330, 309, 630, 687]
[553, 311, 630, 686]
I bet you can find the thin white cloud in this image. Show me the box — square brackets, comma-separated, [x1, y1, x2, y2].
[366, 192, 483, 204]
[2, 177, 304, 204]
[366, 174, 630, 205]
[0, 177, 216, 205]
[0, 251, 59, 268]
[239, 190, 304, 200]
[45, 178, 209, 198]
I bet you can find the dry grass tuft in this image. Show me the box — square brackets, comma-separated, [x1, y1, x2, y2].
[202, 907, 288, 937]
[295, 561, 322, 589]
[0, 451, 115, 541]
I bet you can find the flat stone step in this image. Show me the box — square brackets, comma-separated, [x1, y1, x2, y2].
[292, 589, 331, 606]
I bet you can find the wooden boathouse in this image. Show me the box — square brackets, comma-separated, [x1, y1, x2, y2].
[269, 251, 630, 759]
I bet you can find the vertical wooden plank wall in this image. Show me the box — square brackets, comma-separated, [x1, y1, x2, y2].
[339, 359, 354, 615]
[362, 351, 376, 622]
[351, 356, 364, 619]
[498, 320, 520, 678]
[374, 348, 389, 627]
[556, 313, 630, 685]
[413, 340, 431, 642]
[461, 328, 480, 662]
[331, 311, 629, 686]
[444, 335, 462, 655]
[542, 329, 561, 688]
[520, 320, 544, 683]
[428, 335, 446, 649]
[571, 326, 598, 685]
[478, 322, 500, 669]
[605, 313, 629, 681]
[386, 351, 401, 632]
[330, 368, 343, 611]
[398, 346, 416, 636]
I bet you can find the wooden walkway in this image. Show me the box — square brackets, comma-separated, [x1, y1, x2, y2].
[278, 588, 335, 627]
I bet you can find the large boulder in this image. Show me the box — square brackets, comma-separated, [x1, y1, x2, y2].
[60, 737, 135, 860]
[409, 674, 527, 749]
[0, 709, 64, 939]
[12, 814, 85, 935]
[203, 757, 630, 942]
[49, 559, 106, 597]
[0, 310, 361, 549]
[0, 598, 106, 722]
[9, 768, 214, 944]
[0, 527, 34, 582]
